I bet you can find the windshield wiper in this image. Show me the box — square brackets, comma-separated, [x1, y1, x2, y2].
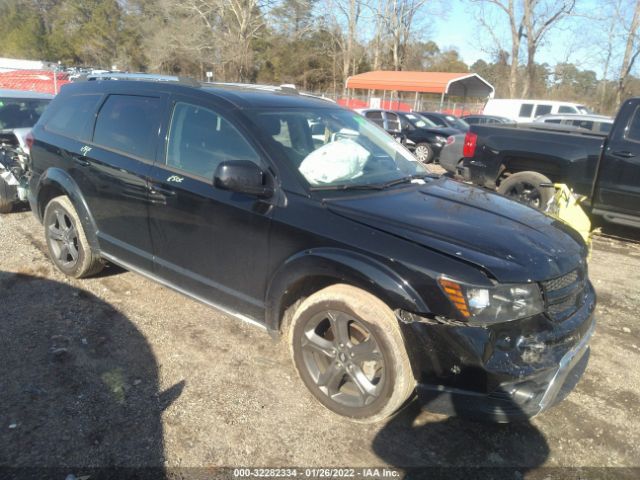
[309, 183, 386, 191]
[310, 174, 430, 192]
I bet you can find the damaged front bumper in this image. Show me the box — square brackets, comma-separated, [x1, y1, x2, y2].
[401, 282, 597, 422]
[0, 148, 30, 203]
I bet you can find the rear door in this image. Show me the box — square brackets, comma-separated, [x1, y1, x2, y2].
[595, 99, 640, 216]
[146, 94, 273, 320]
[81, 93, 166, 270]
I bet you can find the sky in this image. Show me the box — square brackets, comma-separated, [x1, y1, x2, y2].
[430, 0, 610, 78]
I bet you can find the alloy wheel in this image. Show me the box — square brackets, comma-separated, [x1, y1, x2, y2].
[300, 310, 385, 408]
[414, 145, 431, 163]
[507, 182, 542, 208]
[47, 209, 80, 269]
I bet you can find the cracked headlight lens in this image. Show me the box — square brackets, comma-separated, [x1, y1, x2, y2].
[439, 277, 544, 325]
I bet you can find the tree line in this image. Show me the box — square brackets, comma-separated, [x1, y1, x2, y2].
[0, 0, 639, 114]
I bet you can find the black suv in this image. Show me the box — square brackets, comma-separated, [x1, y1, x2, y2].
[28, 75, 596, 423]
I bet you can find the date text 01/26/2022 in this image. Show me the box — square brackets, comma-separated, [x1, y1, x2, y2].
[232, 468, 401, 478]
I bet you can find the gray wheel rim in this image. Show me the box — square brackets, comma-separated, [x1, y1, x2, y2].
[300, 310, 385, 408]
[506, 182, 542, 208]
[47, 209, 79, 269]
[415, 145, 430, 162]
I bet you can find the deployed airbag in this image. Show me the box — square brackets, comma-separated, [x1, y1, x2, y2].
[299, 138, 369, 185]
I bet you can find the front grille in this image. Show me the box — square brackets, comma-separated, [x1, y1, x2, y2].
[543, 270, 578, 291]
[542, 264, 588, 322]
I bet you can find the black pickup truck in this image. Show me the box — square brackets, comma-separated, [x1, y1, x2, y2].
[460, 97, 640, 228]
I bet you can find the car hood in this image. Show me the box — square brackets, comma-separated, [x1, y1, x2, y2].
[325, 178, 586, 283]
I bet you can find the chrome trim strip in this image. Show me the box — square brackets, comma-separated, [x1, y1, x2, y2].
[537, 316, 596, 411]
[101, 252, 267, 331]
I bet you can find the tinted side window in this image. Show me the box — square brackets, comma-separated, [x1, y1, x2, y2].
[430, 116, 446, 127]
[626, 106, 640, 142]
[545, 119, 562, 124]
[572, 120, 594, 131]
[166, 102, 259, 179]
[386, 112, 401, 131]
[519, 104, 534, 118]
[365, 111, 384, 127]
[558, 106, 577, 113]
[93, 95, 161, 160]
[535, 104, 552, 116]
[44, 94, 101, 140]
[598, 122, 612, 134]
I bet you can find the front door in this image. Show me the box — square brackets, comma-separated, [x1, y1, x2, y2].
[595, 100, 640, 217]
[147, 97, 273, 321]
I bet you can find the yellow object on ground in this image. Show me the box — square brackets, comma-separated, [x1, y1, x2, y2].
[545, 183, 592, 253]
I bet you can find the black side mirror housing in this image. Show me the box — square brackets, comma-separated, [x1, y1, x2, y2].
[214, 160, 274, 198]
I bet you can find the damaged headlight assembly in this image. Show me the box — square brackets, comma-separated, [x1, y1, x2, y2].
[438, 277, 544, 325]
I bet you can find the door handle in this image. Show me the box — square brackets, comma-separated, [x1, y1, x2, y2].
[74, 157, 91, 167]
[611, 150, 635, 158]
[149, 184, 176, 197]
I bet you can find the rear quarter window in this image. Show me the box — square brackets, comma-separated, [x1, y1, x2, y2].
[558, 106, 577, 114]
[93, 95, 161, 160]
[44, 94, 102, 140]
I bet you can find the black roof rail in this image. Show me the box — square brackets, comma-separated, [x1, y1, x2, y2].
[79, 72, 201, 87]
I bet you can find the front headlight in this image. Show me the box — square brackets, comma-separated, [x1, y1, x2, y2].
[439, 277, 544, 325]
[435, 136, 447, 144]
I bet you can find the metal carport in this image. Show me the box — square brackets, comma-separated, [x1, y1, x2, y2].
[345, 71, 495, 110]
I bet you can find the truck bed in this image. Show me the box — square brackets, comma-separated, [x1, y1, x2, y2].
[464, 124, 606, 197]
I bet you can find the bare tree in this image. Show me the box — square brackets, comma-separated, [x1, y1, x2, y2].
[382, 1, 428, 71]
[616, 0, 640, 106]
[520, 0, 575, 98]
[151, 0, 269, 81]
[471, 0, 524, 98]
[324, 0, 367, 91]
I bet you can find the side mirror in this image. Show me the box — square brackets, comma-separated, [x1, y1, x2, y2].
[214, 160, 273, 198]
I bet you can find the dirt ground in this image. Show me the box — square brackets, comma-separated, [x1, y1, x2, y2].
[1, 203, 639, 477]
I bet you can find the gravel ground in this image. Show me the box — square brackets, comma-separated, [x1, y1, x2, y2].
[1, 204, 639, 477]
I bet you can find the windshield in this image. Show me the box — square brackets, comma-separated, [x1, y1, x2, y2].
[0, 97, 50, 129]
[446, 115, 470, 130]
[250, 108, 427, 189]
[404, 113, 438, 128]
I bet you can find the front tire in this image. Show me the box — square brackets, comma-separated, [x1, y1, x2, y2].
[497, 171, 554, 210]
[43, 195, 104, 278]
[414, 143, 434, 164]
[0, 176, 17, 214]
[289, 284, 415, 423]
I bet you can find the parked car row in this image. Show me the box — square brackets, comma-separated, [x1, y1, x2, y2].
[0, 73, 594, 424]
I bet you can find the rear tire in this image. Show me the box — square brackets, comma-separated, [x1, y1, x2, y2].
[288, 284, 415, 423]
[43, 195, 104, 278]
[414, 143, 434, 164]
[497, 171, 554, 210]
[0, 176, 17, 214]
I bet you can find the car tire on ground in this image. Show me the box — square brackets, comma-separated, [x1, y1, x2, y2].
[414, 143, 434, 164]
[43, 195, 104, 278]
[0, 176, 17, 214]
[497, 171, 554, 210]
[288, 284, 415, 423]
